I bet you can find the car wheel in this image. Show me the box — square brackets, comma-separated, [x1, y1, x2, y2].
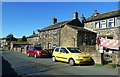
[34, 54, 37, 58]
[27, 53, 30, 57]
[53, 56, 57, 62]
[69, 59, 75, 66]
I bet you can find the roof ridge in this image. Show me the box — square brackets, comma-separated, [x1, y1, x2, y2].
[40, 19, 75, 30]
[99, 9, 120, 15]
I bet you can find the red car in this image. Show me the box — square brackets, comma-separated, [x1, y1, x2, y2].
[27, 46, 48, 58]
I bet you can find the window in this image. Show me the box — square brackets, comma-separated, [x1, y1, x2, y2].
[95, 21, 99, 29]
[43, 32, 46, 37]
[34, 38, 36, 41]
[67, 48, 81, 53]
[60, 48, 68, 53]
[55, 48, 59, 52]
[107, 18, 114, 27]
[100, 20, 106, 28]
[54, 30, 57, 38]
[34, 47, 42, 50]
[29, 46, 34, 50]
[115, 17, 120, 26]
[48, 31, 51, 38]
[48, 43, 51, 49]
[36, 37, 39, 41]
[40, 33, 41, 38]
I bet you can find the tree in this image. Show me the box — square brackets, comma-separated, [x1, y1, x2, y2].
[18, 36, 27, 42]
[22, 36, 27, 42]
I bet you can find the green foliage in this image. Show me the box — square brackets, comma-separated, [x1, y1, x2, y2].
[18, 36, 27, 42]
[82, 43, 86, 45]
[18, 38, 22, 42]
[94, 63, 103, 67]
[111, 64, 117, 68]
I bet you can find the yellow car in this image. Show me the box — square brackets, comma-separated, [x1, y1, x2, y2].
[52, 47, 91, 66]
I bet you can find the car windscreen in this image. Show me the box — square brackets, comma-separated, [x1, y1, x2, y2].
[67, 48, 81, 53]
[34, 47, 42, 50]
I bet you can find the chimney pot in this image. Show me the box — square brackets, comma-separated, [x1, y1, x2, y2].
[73, 12, 78, 19]
[52, 17, 57, 24]
[95, 10, 97, 13]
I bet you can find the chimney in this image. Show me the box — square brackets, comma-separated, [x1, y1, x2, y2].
[73, 12, 78, 19]
[33, 31, 35, 35]
[52, 17, 57, 24]
[93, 10, 99, 16]
[81, 14, 86, 26]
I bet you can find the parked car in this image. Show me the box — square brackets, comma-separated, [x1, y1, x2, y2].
[28, 46, 48, 58]
[52, 47, 91, 66]
[46, 49, 54, 58]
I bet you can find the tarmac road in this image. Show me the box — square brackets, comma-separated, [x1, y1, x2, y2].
[1, 48, 119, 77]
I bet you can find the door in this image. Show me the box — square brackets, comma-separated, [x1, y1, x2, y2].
[58, 48, 69, 62]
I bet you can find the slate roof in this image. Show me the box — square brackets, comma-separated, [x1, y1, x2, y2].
[27, 34, 38, 38]
[38, 19, 82, 32]
[69, 26, 97, 33]
[86, 9, 120, 22]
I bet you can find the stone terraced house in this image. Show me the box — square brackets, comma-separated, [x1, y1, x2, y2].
[84, 9, 120, 51]
[37, 12, 96, 49]
[27, 31, 39, 45]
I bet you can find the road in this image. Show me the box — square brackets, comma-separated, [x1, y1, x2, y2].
[1, 48, 119, 77]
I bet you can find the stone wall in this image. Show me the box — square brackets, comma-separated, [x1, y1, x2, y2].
[112, 52, 120, 65]
[79, 45, 96, 52]
[85, 52, 102, 64]
[84, 22, 95, 30]
[38, 28, 60, 49]
[60, 25, 77, 47]
[96, 27, 120, 40]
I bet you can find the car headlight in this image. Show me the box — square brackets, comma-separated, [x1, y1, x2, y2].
[37, 51, 41, 54]
[76, 56, 82, 59]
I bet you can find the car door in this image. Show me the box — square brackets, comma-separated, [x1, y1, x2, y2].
[53, 47, 60, 60]
[59, 47, 69, 62]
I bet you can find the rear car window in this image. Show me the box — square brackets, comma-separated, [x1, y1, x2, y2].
[34, 47, 42, 50]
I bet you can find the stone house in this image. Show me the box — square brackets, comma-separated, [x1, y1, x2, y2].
[37, 12, 96, 49]
[84, 9, 120, 51]
[1, 34, 18, 48]
[27, 31, 39, 45]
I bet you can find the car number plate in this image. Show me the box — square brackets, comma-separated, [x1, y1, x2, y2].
[42, 54, 46, 55]
[84, 59, 89, 61]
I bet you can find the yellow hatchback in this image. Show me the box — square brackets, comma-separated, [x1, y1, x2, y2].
[52, 47, 91, 66]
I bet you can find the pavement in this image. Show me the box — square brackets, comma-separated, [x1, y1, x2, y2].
[1, 48, 119, 77]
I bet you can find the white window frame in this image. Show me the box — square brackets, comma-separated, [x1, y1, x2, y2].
[115, 17, 120, 26]
[95, 21, 99, 29]
[100, 20, 106, 28]
[54, 30, 57, 38]
[107, 18, 114, 28]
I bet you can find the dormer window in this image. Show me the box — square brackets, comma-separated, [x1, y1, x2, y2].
[115, 17, 120, 26]
[95, 21, 99, 29]
[100, 20, 106, 28]
[107, 18, 114, 27]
